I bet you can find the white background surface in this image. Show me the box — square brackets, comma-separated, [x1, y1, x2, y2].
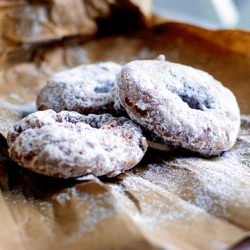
[153, 0, 250, 29]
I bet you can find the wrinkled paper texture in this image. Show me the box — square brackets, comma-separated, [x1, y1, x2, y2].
[0, 1, 249, 249]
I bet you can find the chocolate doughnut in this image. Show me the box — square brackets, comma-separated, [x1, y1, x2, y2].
[117, 58, 240, 156]
[37, 62, 122, 115]
[7, 110, 148, 178]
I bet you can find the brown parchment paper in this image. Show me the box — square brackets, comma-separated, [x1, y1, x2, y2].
[0, 4, 250, 250]
[0, 0, 152, 66]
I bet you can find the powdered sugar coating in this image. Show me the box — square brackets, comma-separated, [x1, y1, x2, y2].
[117, 59, 240, 156]
[37, 62, 123, 115]
[7, 110, 148, 178]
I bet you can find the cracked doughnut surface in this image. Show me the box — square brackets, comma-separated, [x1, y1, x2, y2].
[7, 110, 148, 178]
[37, 62, 122, 115]
[117, 59, 240, 156]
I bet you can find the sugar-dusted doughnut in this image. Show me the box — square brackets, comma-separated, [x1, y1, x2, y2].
[117, 57, 240, 156]
[7, 110, 148, 178]
[37, 62, 122, 115]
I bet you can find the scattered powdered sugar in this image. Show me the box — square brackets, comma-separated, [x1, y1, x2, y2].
[52, 186, 116, 238]
[37, 62, 123, 115]
[118, 59, 240, 156]
[7, 110, 147, 178]
[135, 118, 250, 226]
[121, 176, 200, 224]
[110, 173, 241, 250]
[139, 158, 249, 218]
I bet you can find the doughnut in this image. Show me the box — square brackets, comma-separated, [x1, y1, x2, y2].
[37, 62, 123, 115]
[117, 57, 240, 156]
[7, 110, 148, 178]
